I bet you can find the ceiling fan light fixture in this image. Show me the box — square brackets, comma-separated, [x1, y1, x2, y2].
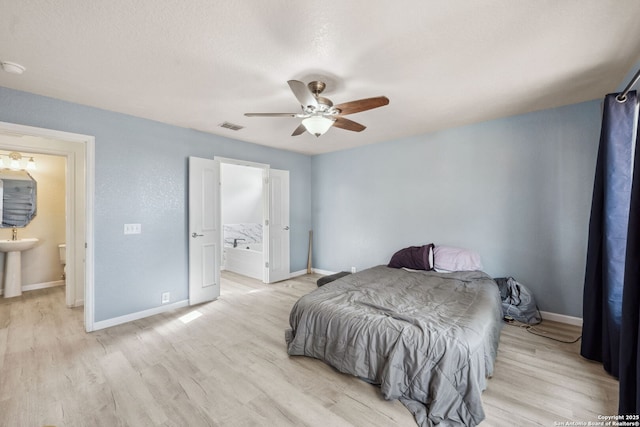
[302, 116, 335, 137]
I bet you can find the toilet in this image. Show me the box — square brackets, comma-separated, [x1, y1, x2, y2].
[58, 243, 66, 281]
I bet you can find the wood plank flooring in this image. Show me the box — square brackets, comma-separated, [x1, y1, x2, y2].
[0, 272, 618, 426]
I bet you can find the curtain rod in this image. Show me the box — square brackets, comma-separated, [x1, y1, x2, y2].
[616, 68, 640, 102]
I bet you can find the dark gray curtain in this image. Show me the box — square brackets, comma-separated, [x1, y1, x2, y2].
[581, 91, 640, 414]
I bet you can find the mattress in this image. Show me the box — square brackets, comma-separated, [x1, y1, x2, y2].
[285, 265, 503, 426]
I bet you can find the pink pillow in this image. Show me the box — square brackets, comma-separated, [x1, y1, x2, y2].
[434, 245, 483, 272]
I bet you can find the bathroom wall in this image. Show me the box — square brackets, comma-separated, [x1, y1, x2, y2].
[221, 163, 263, 225]
[0, 151, 66, 291]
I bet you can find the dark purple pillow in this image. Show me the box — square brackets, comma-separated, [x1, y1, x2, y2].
[388, 244, 434, 270]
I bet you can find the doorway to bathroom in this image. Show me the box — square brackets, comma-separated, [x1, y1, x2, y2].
[0, 121, 94, 331]
[217, 157, 290, 284]
[188, 156, 290, 305]
[220, 162, 265, 281]
[0, 151, 68, 297]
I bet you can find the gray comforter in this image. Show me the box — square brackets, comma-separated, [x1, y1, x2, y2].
[285, 266, 503, 426]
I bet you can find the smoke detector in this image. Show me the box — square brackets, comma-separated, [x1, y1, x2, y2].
[1, 61, 26, 75]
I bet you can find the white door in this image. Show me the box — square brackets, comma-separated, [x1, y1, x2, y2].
[188, 157, 220, 304]
[266, 169, 290, 283]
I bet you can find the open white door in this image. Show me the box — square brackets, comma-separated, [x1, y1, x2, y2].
[266, 169, 290, 283]
[188, 157, 220, 305]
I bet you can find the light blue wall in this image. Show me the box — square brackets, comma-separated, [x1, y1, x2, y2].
[0, 87, 312, 322]
[311, 100, 602, 318]
[0, 84, 608, 319]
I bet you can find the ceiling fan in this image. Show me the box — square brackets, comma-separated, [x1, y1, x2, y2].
[244, 80, 389, 137]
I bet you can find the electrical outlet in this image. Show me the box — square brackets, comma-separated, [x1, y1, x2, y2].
[351, 266, 357, 273]
[124, 223, 142, 234]
[161, 292, 170, 304]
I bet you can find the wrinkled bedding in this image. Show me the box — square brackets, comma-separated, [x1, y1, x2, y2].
[285, 265, 503, 426]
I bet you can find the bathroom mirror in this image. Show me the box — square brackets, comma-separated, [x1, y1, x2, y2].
[0, 170, 37, 227]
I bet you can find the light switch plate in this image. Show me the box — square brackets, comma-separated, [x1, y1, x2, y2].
[124, 223, 142, 234]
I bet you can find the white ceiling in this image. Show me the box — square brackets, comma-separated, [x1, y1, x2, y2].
[1, 1, 640, 155]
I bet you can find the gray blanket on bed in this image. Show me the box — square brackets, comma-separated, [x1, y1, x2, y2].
[285, 265, 503, 427]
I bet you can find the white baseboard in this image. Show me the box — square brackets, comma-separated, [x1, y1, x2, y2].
[312, 268, 336, 276]
[23, 280, 65, 292]
[0, 279, 65, 295]
[291, 268, 347, 276]
[69, 299, 84, 308]
[540, 310, 582, 327]
[289, 269, 308, 278]
[290, 269, 339, 277]
[92, 299, 190, 331]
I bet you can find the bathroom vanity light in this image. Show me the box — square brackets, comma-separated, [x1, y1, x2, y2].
[0, 152, 36, 171]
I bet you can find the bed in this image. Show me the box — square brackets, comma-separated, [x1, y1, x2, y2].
[285, 263, 503, 427]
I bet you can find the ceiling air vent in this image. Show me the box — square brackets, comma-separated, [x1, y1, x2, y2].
[219, 121, 244, 131]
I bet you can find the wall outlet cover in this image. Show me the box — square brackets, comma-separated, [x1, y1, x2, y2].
[161, 292, 170, 304]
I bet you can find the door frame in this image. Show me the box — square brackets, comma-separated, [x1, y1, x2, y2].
[0, 121, 95, 332]
[216, 156, 270, 282]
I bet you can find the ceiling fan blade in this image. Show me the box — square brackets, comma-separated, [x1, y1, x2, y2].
[291, 124, 306, 136]
[335, 96, 389, 115]
[288, 80, 318, 110]
[333, 117, 366, 132]
[244, 112, 299, 117]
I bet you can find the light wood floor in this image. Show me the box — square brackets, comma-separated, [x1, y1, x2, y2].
[0, 272, 618, 426]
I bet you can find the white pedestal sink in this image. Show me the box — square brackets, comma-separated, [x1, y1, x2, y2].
[0, 238, 39, 298]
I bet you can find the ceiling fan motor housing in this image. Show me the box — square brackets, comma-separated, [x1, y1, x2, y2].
[307, 81, 326, 95]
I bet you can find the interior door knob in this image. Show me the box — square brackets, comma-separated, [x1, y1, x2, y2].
[192, 232, 204, 238]
[284, 226, 290, 230]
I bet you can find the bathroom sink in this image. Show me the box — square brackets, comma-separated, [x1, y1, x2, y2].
[0, 238, 39, 252]
[1, 238, 39, 298]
